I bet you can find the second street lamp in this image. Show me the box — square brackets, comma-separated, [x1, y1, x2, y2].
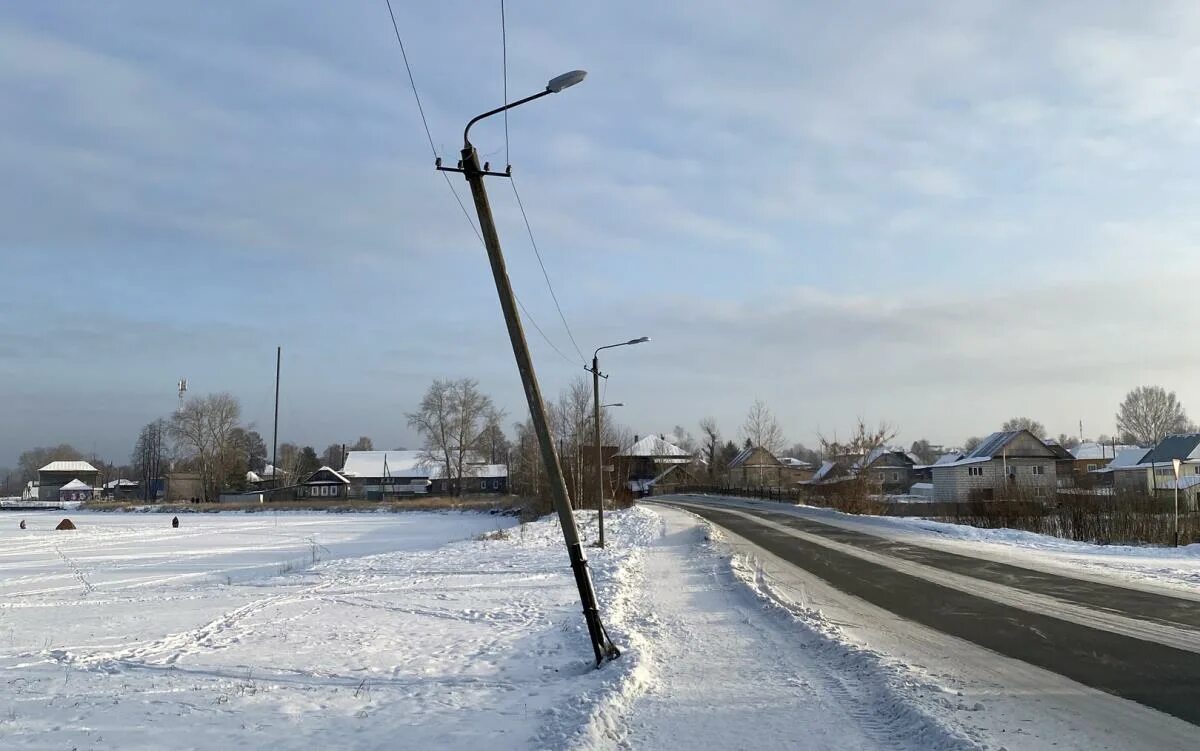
[588, 337, 650, 547]
[436, 70, 620, 667]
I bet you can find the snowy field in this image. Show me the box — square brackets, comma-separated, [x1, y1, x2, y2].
[3, 505, 1198, 750]
[0, 510, 658, 750]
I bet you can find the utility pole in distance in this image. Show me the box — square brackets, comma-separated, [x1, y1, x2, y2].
[437, 69, 619, 667]
[588, 338, 649, 547]
[272, 346, 280, 489]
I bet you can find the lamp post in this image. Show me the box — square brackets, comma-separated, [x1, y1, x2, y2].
[436, 70, 620, 667]
[588, 338, 650, 547]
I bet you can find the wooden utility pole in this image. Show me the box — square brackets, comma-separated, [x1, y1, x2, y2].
[451, 142, 619, 667]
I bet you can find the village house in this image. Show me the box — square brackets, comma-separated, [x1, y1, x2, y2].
[726, 446, 791, 487]
[58, 478, 94, 503]
[37, 461, 100, 502]
[1067, 442, 1138, 487]
[1042, 440, 1078, 487]
[778, 456, 816, 482]
[853, 448, 920, 495]
[296, 466, 352, 499]
[931, 430, 1058, 502]
[615, 435, 692, 497]
[1093, 447, 1152, 493]
[338, 450, 508, 499]
[1136, 434, 1200, 507]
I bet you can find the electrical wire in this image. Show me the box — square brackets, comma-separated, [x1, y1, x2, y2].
[499, 1, 587, 366]
[381, 0, 577, 368]
[501, 0, 510, 167]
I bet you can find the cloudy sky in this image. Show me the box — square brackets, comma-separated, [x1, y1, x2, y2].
[3, 1, 1200, 467]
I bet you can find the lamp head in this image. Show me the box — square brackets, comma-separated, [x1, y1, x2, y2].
[547, 69, 587, 93]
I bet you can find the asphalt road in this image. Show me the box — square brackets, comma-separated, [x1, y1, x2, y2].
[653, 496, 1200, 728]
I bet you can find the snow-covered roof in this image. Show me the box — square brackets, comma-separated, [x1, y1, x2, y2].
[246, 471, 263, 483]
[259, 464, 288, 478]
[341, 450, 431, 477]
[617, 435, 692, 461]
[930, 456, 991, 469]
[59, 478, 91, 491]
[811, 460, 837, 482]
[306, 466, 351, 484]
[778, 457, 813, 469]
[39, 461, 98, 474]
[935, 452, 964, 465]
[103, 479, 138, 488]
[1070, 442, 1137, 461]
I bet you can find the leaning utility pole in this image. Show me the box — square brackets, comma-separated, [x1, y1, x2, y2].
[437, 71, 619, 666]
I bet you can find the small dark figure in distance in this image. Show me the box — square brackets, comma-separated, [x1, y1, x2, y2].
[56, 518, 76, 531]
[19, 519, 26, 530]
[172, 516, 180, 529]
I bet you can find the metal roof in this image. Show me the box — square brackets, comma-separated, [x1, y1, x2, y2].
[617, 435, 691, 461]
[39, 461, 98, 474]
[1141, 434, 1200, 465]
[59, 479, 92, 490]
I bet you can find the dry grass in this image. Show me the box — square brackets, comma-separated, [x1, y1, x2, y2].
[82, 495, 533, 516]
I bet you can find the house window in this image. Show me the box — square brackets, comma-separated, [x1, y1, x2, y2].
[1034, 487, 1046, 497]
[1087, 464, 1097, 471]
[890, 472, 899, 482]
[1155, 467, 1173, 477]
[1032, 466, 1045, 476]
[968, 466, 984, 477]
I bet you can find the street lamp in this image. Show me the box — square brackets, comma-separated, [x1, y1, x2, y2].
[588, 337, 651, 547]
[435, 71, 620, 668]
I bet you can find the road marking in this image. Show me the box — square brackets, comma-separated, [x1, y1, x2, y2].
[661, 500, 1200, 655]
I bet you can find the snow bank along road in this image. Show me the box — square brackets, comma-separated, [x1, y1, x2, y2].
[653, 495, 1200, 729]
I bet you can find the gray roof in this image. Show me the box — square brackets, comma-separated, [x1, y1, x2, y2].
[1141, 434, 1200, 466]
[967, 431, 1020, 460]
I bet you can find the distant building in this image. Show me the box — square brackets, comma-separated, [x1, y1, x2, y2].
[931, 430, 1058, 502]
[58, 478, 94, 502]
[1093, 447, 1152, 494]
[102, 478, 140, 500]
[852, 448, 920, 494]
[615, 435, 693, 496]
[1068, 442, 1138, 485]
[339, 450, 508, 498]
[778, 456, 816, 483]
[726, 446, 790, 487]
[37, 461, 100, 502]
[297, 466, 352, 499]
[1136, 434, 1200, 505]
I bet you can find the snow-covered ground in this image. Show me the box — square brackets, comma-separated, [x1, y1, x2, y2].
[0, 509, 657, 750]
[3, 505, 1198, 750]
[674, 494, 1200, 595]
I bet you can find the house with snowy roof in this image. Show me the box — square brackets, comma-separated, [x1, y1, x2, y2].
[1066, 442, 1139, 485]
[615, 434, 693, 496]
[339, 450, 508, 498]
[37, 460, 100, 502]
[296, 466, 352, 499]
[930, 430, 1058, 503]
[58, 478, 94, 502]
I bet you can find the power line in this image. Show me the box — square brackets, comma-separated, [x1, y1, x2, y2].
[509, 178, 587, 363]
[498, 2, 586, 365]
[384, 0, 436, 159]
[380, 0, 578, 368]
[501, 0, 510, 167]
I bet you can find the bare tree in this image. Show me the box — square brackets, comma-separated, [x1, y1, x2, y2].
[1001, 417, 1046, 438]
[18, 444, 84, 483]
[131, 420, 169, 500]
[819, 419, 897, 501]
[699, 417, 721, 480]
[407, 378, 495, 497]
[479, 408, 510, 464]
[1117, 386, 1192, 446]
[168, 392, 242, 501]
[671, 425, 698, 454]
[741, 399, 786, 455]
[963, 436, 983, 453]
[350, 436, 374, 451]
[320, 443, 344, 468]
